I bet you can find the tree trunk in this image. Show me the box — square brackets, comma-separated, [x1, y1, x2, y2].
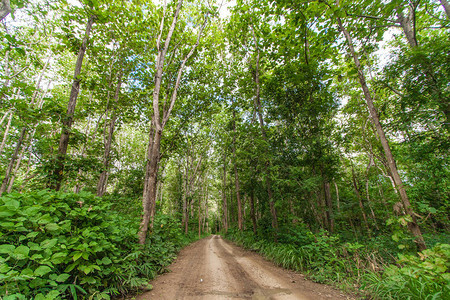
[138, 129, 161, 244]
[222, 153, 228, 232]
[351, 165, 371, 236]
[0, 109, 10, 127]
[0, 0, 11, 21]
[324, 180, 334, 232]
[249, 188, 257, 234]
[441, 0, 450, 19]
[6, 129, 34, 193]
[0, 127, 26, 195]
[338, 17, 426, 251]
[97, 75, 122, 197]
[334, 180, 340, 212]
[0, 111, 12, 156]
[232, 111, 243, 230]
[138, 0, 208, 244]
[396, 7, 418, 47]
[50, 15, 95, 191]
[251, 25, 278, 238]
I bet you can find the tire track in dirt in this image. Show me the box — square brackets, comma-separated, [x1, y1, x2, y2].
[134, 235, 354, 300]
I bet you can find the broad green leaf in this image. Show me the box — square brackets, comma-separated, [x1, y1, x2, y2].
[46, 290, 61, 299]
[12, 245, 30, 260]
[51, 252, 67, 264]
[55, 273, 70, 282]
[45, 223, 60, 231]
[41, 238, 58, 249]
[4, 199, 20, 210]
[73, 252, 83, 261]
[0, 244, 15, 254]
[34, 265, 52, 276]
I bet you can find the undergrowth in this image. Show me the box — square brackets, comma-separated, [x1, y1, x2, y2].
[0, 190, 198, 299]
[225, 228, 449, 299]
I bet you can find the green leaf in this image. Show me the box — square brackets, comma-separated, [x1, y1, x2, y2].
[0, 263, 11, 273]
[41, 238, 58, 249]
[101, 257, 112, 265]
[12, 245, 30, 260]
[34, 265, 52, 276]
[51, 252, 67, 264]
[45, 223, 60, 231]
[4, 199, 20, 210]
[0, 244, 15, 254]
[73, 252, 83, 261]
[35, 294, 45, 300]
[38, 214, 53, 225]
[26, 231, 39, 239]
[45, 290, 61, 299]
[55, 273, 70, 282]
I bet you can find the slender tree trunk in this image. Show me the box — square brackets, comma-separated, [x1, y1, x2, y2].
[97, 75, 122, 197]
[334, 180, 340, 212]
[324, 180, 334, 232]
[6, 143, 25, 193]
[5, 54, 51, 193]
[6, 129, 34, 193]
[139, 129, 161, 244]
[249, 189, 257, 234]
[250, 25, 278, 238]
[396, 7, 418, 47]
[0, 0, 11, 21]
[50, 15, 95, 191]
[0, 111, 12, 156]
[338, 17, 426, 251]
[139, 0, 208, 244]
[0, 127, 26, 195]
[232, 111, 243, 230]
[222, 153, 228, 232]
[365, 159, 380, 231]
[0, 110, 10, 127]
[441, 0, 450, 19]
[351, 165, 371, 236]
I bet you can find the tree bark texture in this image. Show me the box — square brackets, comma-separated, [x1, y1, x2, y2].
[324, 181, 334, 232]
[0, 0, 10, 21]
[251, 25, 278, 237]
[232, 111, 243, 230]
[249, 189, 257, 234]
[0, 111, 12, 156]
[396, 7, 418, 47]
[0, 127, 26, 195]
[139, 0, 208, 244]
[222, 153, 228, 232]
[138, 129, 162, 244]
[351, 166, 371, 235]
[338, 17, 426, 251]
[50, 15, 95, 191]
[441, 0, 450, 19]
[97, 75, 122, 197]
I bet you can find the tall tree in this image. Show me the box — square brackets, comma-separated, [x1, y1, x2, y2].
[139, 0, 209, 244]
[49, 13, 96, 190]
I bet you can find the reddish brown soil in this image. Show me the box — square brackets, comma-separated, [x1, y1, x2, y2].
[134, 235, 354, 300]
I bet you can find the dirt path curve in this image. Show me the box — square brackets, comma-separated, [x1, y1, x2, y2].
[135, 235, 354, 300]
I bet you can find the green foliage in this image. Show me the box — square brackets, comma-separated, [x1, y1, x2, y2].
[226, 228, 450, 298]
[0, 190, 194, 299]
[364, 244, 450, 299]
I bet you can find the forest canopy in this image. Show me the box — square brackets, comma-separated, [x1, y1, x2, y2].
[0, 0, 449, 299]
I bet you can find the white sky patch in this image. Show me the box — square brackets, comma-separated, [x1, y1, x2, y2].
[218, 0, 235, 19]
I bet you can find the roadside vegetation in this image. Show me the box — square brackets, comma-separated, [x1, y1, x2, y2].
[1, 0, 449, 299]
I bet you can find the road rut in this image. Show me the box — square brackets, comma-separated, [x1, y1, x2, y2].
[135, 235, 353, 300]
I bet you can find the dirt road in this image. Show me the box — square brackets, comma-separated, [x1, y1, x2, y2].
[136, 235, 353, 300]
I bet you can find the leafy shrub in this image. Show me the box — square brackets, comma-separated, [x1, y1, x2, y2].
[364, 243, 450, 299]
[0, 190, 193, 299]
[226, 228, 450, 298]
